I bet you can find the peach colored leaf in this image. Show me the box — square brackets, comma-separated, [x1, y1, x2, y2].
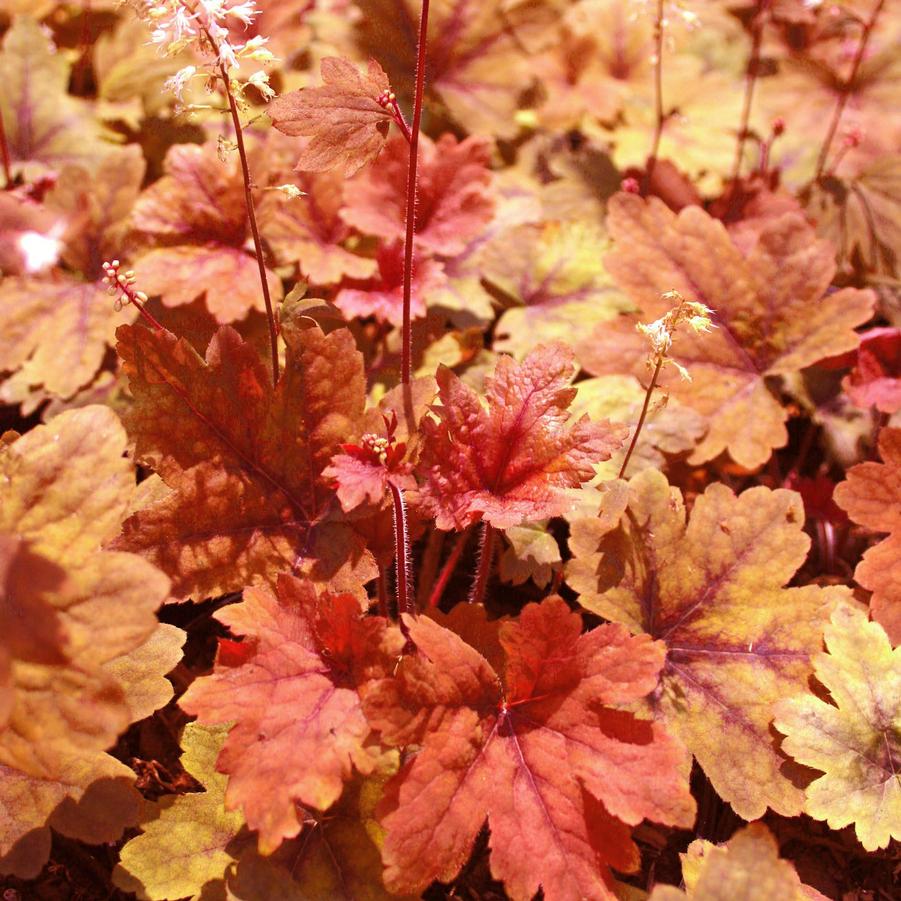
[268, 57, 393, 178]
[353, 0, 530, 138]
[416, 343, 626, 530]
[131, 141, 282, 323]
[334, 240, 444, 327]
[112, 320, 367, 600]
[0, 16, 108, 181]
[0, 277, 134, 407]
[579, 194, 874, 468]
[341, 133, 494, 257]
[774, 605, 901, 851]
[834, 427, 901, 644]
[363, 596, 695, 899]
[259, 169, 376, 284]
[113, 722, 246, 901]
[0, 407, 172, 873]
[649, 823, 824, 901]
[180, 575, 403, 853]
[566, 469, 851, 820]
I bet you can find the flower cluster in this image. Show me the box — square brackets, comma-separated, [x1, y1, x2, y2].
[637, 290, 715, 380]
[128, 0, 276, 105]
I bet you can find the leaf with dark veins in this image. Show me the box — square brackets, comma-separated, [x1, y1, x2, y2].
[567, 469, 852, 820]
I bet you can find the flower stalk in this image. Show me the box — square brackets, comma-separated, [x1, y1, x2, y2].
[814, 0, 886, 179]
[400, 0, 431, 385]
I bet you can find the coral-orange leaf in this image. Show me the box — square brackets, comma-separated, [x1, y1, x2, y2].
[416, 343, 626, 530]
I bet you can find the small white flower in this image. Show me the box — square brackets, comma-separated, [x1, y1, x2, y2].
[163, 64, 197, 100]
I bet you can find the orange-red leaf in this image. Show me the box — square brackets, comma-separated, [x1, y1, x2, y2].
[341, 133, 495, 257]
[334, 240, 444, 326]
[363, 596, 694, 900]
[416, 343, 626, 530]
[268, 57, 394, 177]
[180, 575, 403, 853]
[834, 427, 901, 644]
[113, 320, 367, 599]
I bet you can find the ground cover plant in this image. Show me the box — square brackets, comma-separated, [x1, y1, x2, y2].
[0, 0, 900, 898]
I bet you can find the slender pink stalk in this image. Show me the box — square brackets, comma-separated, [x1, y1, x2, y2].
[389, 481, 414, 617]
[814, 0, 886, 179]
[730, 1, 768, 186]
[469, 522, 495, 605]
[644, 0, 666, 191]
[400, 0, 431, 385]
[428, 528, 472, 609]
[618, 356, 664, 479]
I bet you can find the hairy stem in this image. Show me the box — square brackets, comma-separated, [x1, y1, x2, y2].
[644, 0, 666, 190]
[401, 0, 431, 385]
[0, 107, 12, 189]
[469, 522, 495, 605]
[219, 63, 280, 385]
[428, 528, 472, 608]
[389, 481, 414, 617]
[618, 356, 664, 479]
[730, 2, 767, 185]
[814, 0, 885, 179]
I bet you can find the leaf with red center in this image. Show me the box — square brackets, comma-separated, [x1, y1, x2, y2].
[334, 240, 445, 327]
[577, 194, 874, 468]
[842, 327, 901, 414]
[180, 574, 403, 853]
[112, 319, 367, 599]
[362, 596, 694, 899]
[341, 133, 495, 257]
[259, 169, 376, 284]
[131, 141, 282, 324]
[834, 428, 901, 644]
[268, 57, 394, 178]
[0, 17, 107, 180]
[567, 469, 851, 820]
[416, 343, 626, 530]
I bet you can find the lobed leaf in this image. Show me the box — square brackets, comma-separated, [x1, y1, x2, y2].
[113, 320, 367, 599]
[567, 469, 851, 819]
[579, 194, 874, 468]
[363, 596, 694, 900]
[268, 57, 394, 177]
[775, 606, 901, 851]
[180, 575, 403, 853]
[341, 133, 495, 257]
[834, 428, 901, 644]
[416, 343, 626, 530]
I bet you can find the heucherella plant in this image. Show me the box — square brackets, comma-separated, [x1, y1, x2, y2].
[2, 0, 900, 897]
